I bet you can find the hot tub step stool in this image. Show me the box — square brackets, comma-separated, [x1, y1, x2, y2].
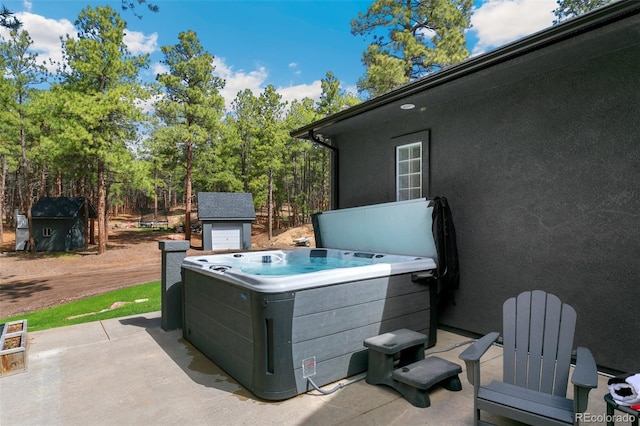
[392, 357, 463, 407]
[364, 328, 462, 408]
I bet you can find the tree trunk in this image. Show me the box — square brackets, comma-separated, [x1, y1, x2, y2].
[104, 179, 110, 246]
[56, 169, 62, 196]
[166, 175, 172, 211]
[97, 160, 107, 254]
[18, 124, 36, 252]
[153, 168, 158, 220]
[0, 154, 6, 243]
[84, 197, 90, 250]
[267, 168, 273, 240]
[185, 140, 192, 241]
[39, 168, 47, 198]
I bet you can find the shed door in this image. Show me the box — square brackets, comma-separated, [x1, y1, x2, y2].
[212, 225, 242, 250]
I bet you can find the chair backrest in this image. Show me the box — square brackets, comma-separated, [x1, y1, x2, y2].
[502, 290, 576, 397]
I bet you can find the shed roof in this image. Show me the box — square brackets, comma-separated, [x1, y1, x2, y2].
[197, 192, 256, 221]
[290, 0, 640, 141]
[31, 197, 98, 219]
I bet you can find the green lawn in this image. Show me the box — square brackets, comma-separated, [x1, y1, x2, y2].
[0, 281, 161, 332]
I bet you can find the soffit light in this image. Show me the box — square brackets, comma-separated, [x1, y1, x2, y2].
[400, 103, 415, 110]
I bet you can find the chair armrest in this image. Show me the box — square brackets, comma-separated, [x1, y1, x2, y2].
[459, 332, 500, 387]
[459, 332, 500, 363]
[571, 347, 598, 389]
[572, 346, 598, 414]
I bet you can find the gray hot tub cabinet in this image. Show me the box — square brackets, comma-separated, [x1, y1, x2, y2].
[182, 199, 439, 400]
[183, 268, 434, 400]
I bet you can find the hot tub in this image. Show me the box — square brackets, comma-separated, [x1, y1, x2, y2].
[182, 249, 436, 400]
[181, 199, 440, 400]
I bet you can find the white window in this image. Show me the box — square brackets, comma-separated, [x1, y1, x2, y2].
[43, 227, 52, 238]
[396, 142, 423, 201]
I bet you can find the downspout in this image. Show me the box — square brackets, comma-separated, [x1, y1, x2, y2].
[308, 130, 339, 209]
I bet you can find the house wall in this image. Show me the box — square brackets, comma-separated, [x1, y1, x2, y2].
[332, 19, 639, 371]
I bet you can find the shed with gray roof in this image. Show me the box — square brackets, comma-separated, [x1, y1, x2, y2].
[197, 192, 255, 250]
[31, 197, 97, 252]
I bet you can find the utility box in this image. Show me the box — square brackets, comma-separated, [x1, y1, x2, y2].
[15, 213, 28, 251]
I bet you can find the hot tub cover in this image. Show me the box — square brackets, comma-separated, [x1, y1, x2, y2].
[312, 198, 437, 258]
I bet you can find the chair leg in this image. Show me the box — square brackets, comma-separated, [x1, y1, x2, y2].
[473, 389, 481, 426]
[606, 402, 614, 426]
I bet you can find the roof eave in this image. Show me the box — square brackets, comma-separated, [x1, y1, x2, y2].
[290, 0, 639, 139]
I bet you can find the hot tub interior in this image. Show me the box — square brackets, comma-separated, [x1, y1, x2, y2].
[186, 248, 417, 274]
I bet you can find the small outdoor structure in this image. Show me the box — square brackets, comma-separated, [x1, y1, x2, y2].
[197, 192, 255, 251]
[31, 197, 97, 252]
[14, 212, 28, 251]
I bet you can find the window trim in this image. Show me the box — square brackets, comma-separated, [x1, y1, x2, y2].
[43, 227, 52, 238]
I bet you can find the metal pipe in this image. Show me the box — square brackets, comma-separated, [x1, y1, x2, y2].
[308, 130, 339, 209]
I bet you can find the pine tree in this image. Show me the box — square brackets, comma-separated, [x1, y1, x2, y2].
[351, 0, 473, 97]
[553, 0, 614, 23]
[54, 5, 150, 253]
[0, 29, 48, 250]
[154, 30, 225, 241]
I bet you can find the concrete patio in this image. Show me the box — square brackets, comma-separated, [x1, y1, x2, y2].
[0, 311, 614, 425]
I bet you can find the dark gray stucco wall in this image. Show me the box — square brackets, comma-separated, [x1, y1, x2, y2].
[332, 19, 639, 371]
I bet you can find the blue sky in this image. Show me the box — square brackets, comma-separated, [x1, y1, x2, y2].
[1, 0, 558, 109]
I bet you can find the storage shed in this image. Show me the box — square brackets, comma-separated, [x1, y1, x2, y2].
[31, 197, 97, 252]
[197, 192, 255, 251]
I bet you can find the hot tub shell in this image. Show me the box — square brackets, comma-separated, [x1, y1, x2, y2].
[181, 199, 440, 400]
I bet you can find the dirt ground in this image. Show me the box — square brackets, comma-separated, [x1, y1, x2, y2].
[0, 222, 314, 319]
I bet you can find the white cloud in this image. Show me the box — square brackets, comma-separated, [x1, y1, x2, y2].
[289, 62, 302, 76]
[208, 56, 325, 110]
[151, 62, 168, 76]
[416, 26, 437, 40]
[277, 81, 323, 106]
[343, 84, 359, 97]
[211, 57, 268, 109]
[1, 11, 335, 113]
[0, 12, 76, 72]
[1, 12, 159, 73]
[470, 0, 556, 55]
[136, 92, 163, 115]
[124, 30, 158, 55]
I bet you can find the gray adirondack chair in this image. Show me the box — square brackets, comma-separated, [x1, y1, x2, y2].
[459, 290, 598, 425]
